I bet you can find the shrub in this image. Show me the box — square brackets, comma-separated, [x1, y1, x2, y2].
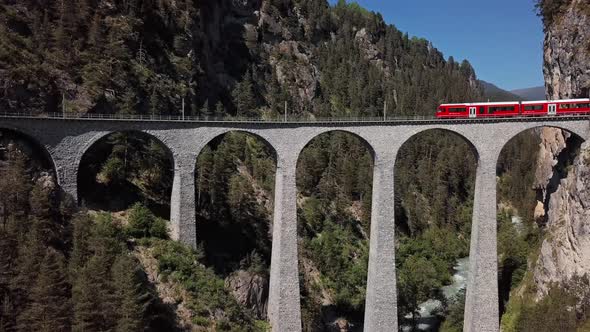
[126, 203, 168, 239]
[150, 217, 169, 239]
[150, 240, 260, 331]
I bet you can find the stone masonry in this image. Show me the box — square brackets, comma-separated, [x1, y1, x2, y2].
[1, 116, 588, 332]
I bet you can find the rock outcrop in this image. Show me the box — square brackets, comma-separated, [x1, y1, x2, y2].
[543, 0, 590, 99]
[533, 142, 590, 298]
[225, 270, 269, 319]
[533, 128, 570, 202]
[532, 0, 590, 298]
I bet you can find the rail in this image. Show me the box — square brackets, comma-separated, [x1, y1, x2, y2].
[0, 111, 588, 124]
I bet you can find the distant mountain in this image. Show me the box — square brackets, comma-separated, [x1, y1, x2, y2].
[479, 80, 523, 102]
[511, 86, 546, 101]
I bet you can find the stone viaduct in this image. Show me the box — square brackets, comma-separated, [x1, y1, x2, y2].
[0, 115, 588, 332]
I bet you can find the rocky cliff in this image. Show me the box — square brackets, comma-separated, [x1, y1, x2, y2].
[543, 0, 590, 100]
[532, 0, 590, 298]
[532, 127, 570, 223]
[533, 142, 590, 296]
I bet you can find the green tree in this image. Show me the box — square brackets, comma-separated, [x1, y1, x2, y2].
[69, 213, 94, 279]
[127, 203, 154, 238]
[18, 249, 71, 332]
[29, 180, 54, 220]
[0, 146, 31, 222]
[398, 255, 442, 321]
[111, 255, 145, 332]
[72, 253, 116, 332]
[232, 71, 257, 116]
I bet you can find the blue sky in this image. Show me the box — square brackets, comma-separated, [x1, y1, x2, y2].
[327, 0, 545, 90]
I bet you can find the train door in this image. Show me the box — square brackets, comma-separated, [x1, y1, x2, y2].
[469, 107, 477, 118]
[548, 104, 557, 115]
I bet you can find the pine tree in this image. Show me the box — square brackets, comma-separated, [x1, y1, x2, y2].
[10, 227, 43, 320]
[72, 254, 115, 332]
[200, 99, 211, 118]
[196, 146, 214, 207]
[232, 71, 257, 116]
[0, 145, 31, 222]
[68, 214, 94, 279]
[111, 255, 145, 332]
[120, 89, 138, 115]
[18, 249, 71, 332]
[29, 180, 53, 220]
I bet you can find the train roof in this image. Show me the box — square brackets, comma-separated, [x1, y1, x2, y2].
[521, 98, 590, 104]
[440, 98, 590, 107]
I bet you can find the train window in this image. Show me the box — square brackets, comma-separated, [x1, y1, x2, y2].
[576, 103, 590, 108]
[479, 107, 485, 114]
[448, 107, 465, 112]
[524, 105, 544, 111]
[489, 106, 515, 113]
[559, 104, 574, 109]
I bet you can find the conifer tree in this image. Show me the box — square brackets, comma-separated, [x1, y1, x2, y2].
[68, 214, 94, 279]
[18, 249, 71, 332]
[196, 146, 214, 207]
[232, 71, 257, 116]
[29, 180, 53, 220]
[200, 99, 211, 118]
[72, 254, 116, 332]
[111, 255, 145, 332]
[10, 227, 43, 318]
[0, 145, 31, 222]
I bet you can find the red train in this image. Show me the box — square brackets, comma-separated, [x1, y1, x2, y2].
[436, 98, 590, 119]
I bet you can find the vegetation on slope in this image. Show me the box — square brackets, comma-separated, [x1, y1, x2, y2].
[195, 132, 275, 276]
[296, 132, 373, 330]
[78, 132, 173, 217]
[0, 141, 267, 331]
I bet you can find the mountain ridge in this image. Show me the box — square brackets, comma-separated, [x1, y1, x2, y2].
[510, 86, 546, 101]
[479, 80, 523, 102]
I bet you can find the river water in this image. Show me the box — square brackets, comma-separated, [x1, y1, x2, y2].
[401, 257, 470, 331]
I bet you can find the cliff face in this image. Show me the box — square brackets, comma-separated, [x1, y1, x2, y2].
[543, 0, 590, 99]
[533, 0, 590, 297]
[533, 142, 590, 297]
[533, 127, 570, 223]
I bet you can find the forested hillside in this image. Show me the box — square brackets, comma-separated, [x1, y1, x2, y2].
[0, 0, 516, 331]
[0, 0, 482, 117]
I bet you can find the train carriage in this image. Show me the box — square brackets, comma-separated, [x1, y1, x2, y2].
[436, 98, 590, 119]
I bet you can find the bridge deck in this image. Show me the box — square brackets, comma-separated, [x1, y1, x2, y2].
[1, 112, 588, 125]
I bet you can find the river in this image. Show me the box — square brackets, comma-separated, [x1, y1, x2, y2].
[401, 257, 470, 331]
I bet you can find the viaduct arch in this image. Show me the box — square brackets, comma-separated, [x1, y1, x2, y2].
[1, 116, 588, 332]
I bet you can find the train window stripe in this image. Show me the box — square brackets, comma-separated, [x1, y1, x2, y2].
[524, 105, 544, 111]
[448, 107, 466, 112]
[488, 106, 515, 113]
